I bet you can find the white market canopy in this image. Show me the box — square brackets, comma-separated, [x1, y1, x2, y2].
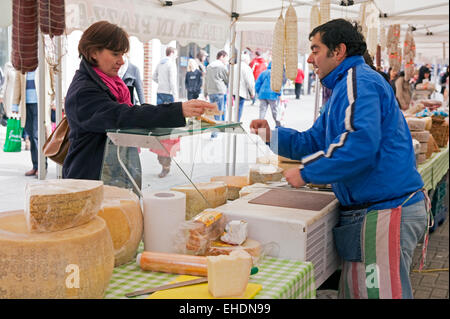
[62, 0, 449, 62]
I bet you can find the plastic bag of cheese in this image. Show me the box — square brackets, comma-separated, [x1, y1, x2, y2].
[25, 179, 104, 233]
[174, 209, 226, 256]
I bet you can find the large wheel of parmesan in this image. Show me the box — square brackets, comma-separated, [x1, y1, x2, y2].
[98, 185, 144, 267]
[0, 211, 114, 299]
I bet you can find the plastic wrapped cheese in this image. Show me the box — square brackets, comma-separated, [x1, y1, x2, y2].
[220, 220, 248, 245]
[210, 176, 249, 200]
[137, 251, 208, 276]
[239, 183, 269, 198]
[175, 210, 226, 255]
[206, 238, 262, 264]
[248, 164, 283, 184]
[410, 130, 430, 143]
[98, 185, 143, 267]
[171, 182, 227, 220]
[407, 118, 426, 131]
[0, 211, 114, 298]
[25, 179, 104, 233]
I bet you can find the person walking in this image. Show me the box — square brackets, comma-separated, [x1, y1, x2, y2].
[294, 67, 305, 99]
[205, 50, 229, 121]
[439, 65, 449, 95]
[119, 55, 145, 105]
[153, 46, 178, 104]
[12, 69, 49, 176]
[251, 19, 428, 299]
[254, 62, 283, 127]
[249, 50, 268, 105]
[185, 59, 203, 100]
[232, 53, 255, 121]
[395, 71, 412, 110]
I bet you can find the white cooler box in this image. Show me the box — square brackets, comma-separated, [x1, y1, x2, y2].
[215, 188, 341, 288]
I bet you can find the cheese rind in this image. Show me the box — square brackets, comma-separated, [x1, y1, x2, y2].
[25, 179, 104, 233]
[171, 182, 228, 220]
[248, 164, 283, 184]
[97, 185, 144, 266]
[0, 211, 114, 298]
[207, 250, 252, 298]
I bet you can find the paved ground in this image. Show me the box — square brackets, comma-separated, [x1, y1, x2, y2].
[1, 93, 448, 299]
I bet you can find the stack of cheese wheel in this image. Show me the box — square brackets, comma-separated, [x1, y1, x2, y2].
[408, 118, 429, 164]
[0, 211, 114, 298]
[97, 185, 144, 267]
[210, 176, 249, 200]
[171, 182, 227, 220]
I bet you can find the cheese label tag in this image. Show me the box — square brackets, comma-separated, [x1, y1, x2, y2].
[193, 211, 222, 227]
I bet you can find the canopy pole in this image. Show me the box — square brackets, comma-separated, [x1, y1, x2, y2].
[55, 35, 63, 178]
[225, 0, 237, 176]
[37, 32, 46, 180]
[231, 31, 244, 176]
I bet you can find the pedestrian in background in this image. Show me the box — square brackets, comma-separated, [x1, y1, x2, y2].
[295, 67, 305, 99]
[153, 46, 178, 104]
[195, 49, 208, 98]
[120, 55, 145, 104]
[205, 50, 229, 121]
[185, 59, 202, 100]
[249, 50, 268, 105]
[232, 52, 255, 121]
[255, 62, 283, 127]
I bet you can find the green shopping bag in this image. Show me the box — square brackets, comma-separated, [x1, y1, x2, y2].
[3, 117, 23, 152]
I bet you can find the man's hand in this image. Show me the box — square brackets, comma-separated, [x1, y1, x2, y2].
[250, 119, 271, 143]
[181, 99, 216, 117]
[284, 167, 306, 188]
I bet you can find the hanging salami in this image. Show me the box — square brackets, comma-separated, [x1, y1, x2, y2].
[12, 0, 39, 73]
[39, 0, 65, 37]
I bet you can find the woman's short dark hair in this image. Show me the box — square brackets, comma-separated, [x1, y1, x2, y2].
[217, 50, 228, 60]
[78, 21, 129, 66]
[309, 18, 367, 57]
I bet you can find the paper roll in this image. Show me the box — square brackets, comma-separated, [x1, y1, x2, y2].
[143, 190, 186, 253]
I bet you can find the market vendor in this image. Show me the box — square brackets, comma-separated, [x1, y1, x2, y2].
[250, 19, 428, 299]
[63, 20, 215, 182]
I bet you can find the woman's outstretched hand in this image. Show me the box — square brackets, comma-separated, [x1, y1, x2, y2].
[181, 100, 216, 117]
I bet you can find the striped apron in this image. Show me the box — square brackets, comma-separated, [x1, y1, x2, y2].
[337, 191, 432, 299]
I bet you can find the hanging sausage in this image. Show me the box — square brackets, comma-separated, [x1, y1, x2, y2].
[39, 0, 65, 37]
[12, 0, 39, 73]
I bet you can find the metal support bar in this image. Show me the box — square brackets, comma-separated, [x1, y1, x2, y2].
[37, 33, 46, 180]
[55, 36, 63, 178]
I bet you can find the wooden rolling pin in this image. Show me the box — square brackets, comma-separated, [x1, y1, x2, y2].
[137, 251, 208, 276]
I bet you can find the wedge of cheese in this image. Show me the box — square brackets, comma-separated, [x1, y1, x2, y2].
[210, 176, 249, 200]
[248, 164, 283, 184]
[171, 182, 228, 220]
[0, 210, 114, 298]
[207, 250, 252, 298]
[98, 185, 143, 267]
[25, 179, 104, 233]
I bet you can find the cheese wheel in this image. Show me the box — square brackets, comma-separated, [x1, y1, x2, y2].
[407, 118, 426, 131]
[417, 153, 427, 164]
[248, 164, 283, 184]
[171, 182, 228, 220]
[410, 130, 430, 143]
[25, 179, 104, 233]
[419, 142, 428, 154]
[0, 211, 114, 298]
[98, 185, 143, 267]
[210, 176, 249, 200]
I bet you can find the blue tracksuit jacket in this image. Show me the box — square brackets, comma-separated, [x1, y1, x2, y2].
[270, 55, 424, 210]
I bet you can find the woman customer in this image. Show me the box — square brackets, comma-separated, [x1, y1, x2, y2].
[185, 59, 202, 100]
[63, 21, 214, 184]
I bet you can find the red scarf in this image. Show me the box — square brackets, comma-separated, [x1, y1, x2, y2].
[93, 67, 132, 106]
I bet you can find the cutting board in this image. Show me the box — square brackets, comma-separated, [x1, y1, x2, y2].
[248, 189, 335, 211]
[147, 275, 262, 299]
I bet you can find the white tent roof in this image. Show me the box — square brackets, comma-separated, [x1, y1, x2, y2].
[62, 0, 449, 62]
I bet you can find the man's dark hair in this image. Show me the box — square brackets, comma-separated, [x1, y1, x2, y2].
[217, 50, 228, 60]
[309, 18, 367, 57]
[166, 47, 176, 56]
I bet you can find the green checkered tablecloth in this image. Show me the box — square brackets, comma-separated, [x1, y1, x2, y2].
[418, 146, 449, 191]
[104, 243, 316, 299]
